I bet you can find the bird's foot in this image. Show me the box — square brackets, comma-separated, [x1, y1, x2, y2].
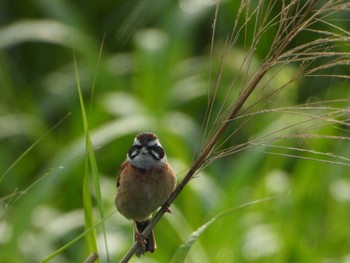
[162, 202, 172, 214]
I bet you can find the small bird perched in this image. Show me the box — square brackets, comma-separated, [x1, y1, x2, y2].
[115, 132, 176, 257]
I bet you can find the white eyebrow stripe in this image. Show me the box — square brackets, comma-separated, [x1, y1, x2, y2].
[147, 139, 162, 147]
[133, 138, 142, 145]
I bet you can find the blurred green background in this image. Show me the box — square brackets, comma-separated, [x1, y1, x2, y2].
[1, 1, 350, 262]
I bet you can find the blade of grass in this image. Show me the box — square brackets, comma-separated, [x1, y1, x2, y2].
[170, 197, 277, 263]
[0, 112, 71, 184]
[73, 52, 99, 260]
[82, 159, 99, 255]
[40, 211, 117, 263]
[74, 43, 110, 260]
[88, 35, 111, 262]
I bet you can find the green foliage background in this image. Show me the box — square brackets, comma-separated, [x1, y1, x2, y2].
[1, 1, 350, 262]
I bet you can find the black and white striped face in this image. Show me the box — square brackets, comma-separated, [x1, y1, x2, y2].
[127, 132, 166, 169]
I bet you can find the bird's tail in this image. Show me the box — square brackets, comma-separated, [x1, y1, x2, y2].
[134, 219, 156, 257]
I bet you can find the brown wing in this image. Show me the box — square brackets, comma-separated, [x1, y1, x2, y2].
[116, 161, 128, 187]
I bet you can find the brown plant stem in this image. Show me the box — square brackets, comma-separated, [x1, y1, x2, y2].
[84, 253, 99, 263]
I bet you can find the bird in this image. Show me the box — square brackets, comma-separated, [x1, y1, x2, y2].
[115, 132, 177, 257]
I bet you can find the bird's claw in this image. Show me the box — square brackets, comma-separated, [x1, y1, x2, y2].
[135, 231, 147, 245]
[162, 202, 172, 214]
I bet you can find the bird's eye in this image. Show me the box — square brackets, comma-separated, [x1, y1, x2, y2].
[128, 145, 141, 159]
[148, 145, 164, 160]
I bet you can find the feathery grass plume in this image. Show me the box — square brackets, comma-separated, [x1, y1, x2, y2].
[119, 0, 350, 261]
